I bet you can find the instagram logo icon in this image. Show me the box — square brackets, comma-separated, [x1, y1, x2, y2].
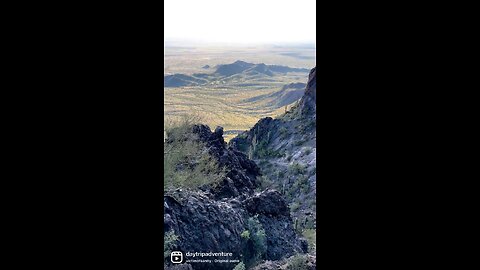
[170, 251, 183, 264]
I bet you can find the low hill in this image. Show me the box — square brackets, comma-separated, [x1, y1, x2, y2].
[214, 60, 255, 76]
[164, 74, 208, 87]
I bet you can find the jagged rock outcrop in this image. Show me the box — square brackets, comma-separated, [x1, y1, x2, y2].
[245, 189, 288, 216]
[190, 124, 260, 199]
[164, 191, 248, 270]
[245, 190, 309, 259]
[164, 126, 306, 270]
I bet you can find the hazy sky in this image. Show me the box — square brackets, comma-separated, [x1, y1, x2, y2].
[164, 0, 316, 45]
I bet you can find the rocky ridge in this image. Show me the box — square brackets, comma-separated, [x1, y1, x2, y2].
[164, 125, 307, 270]
[229, 67, 317, 230]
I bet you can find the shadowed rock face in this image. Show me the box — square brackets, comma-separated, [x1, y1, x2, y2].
[164, 191, 248, 270]
[296, 67, 316, 116]
[245, 190, 308, 260]
[164, 126, 305, 270]
[229, 66, 317, 232]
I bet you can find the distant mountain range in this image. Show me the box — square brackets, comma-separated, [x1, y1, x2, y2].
[164, 60, 309, 87]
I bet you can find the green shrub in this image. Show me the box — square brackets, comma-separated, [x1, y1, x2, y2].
[302, 229, 316, 253]
[290, 202, 300, 212]
[163, 116, 225, 191]
[248, 216, 267, 257]
[241, 230, 250, 239]
[256, 147, 280, 158]
[163, 230, 179, 260]
[289, 162, 306, 175]
[233, 261, 246, 270]
[286, 174, 309, 199]
[299, 176, 310, 193]
[304, 217, 315, 229]
[287, 254, 308, 270]
[294, 139, 306, 146]
[243, 215, 267, 268]
[279, 127, 289, 139]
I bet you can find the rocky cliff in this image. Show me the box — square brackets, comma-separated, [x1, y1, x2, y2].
[164, 125, 307, 270]
[229, 66, 317, 235]
[297, 67, 316, 117]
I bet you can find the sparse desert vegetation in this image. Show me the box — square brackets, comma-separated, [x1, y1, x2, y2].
[163, 115, 226, 191]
